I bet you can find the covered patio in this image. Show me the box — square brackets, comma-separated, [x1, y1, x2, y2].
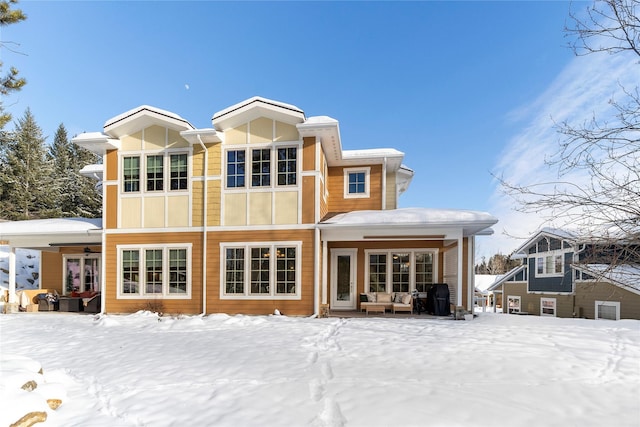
[0, 218, 103, 311]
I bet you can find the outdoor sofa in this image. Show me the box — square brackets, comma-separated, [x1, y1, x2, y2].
[360, 292, 413, 314]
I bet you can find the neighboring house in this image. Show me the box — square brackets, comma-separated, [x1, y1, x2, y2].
[0, 97, 498, 316]
[487, 228, 640, 320]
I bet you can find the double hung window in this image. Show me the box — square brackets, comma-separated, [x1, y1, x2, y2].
[124, 154, 188, 193]
[277, 147, 297, 186]
[252, 149, 271, 187]
[227, 150, 246, 188]
[170, 154, 188, 190]
[225, 146, 298, 189]
[366, 250, 436, 293]
[536, 253, 564, 276]
[123, 157, 141, 192]
[146, 155, 164, 191]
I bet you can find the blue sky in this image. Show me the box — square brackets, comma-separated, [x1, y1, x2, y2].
[3, 1, 634, 257]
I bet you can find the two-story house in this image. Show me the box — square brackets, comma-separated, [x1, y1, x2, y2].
[1, 97, 498, 316]
[487, 228, 640, 320]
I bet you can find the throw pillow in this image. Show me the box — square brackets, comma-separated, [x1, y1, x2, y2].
[402, 294, 412, 305]
[367, 293, 376, 302]
[393, 293, 404, 303]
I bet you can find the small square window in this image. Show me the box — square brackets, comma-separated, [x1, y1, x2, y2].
[343, 167, 370, 198]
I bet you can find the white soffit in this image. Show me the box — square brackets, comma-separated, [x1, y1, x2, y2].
[104, 105, 195, 138]
[212, 97, 306, 131]
[72, 132, 121, 155]
[180, 128, 223, 144]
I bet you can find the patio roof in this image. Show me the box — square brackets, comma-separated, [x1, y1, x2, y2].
[0, 217, 103, 249]
[318, 208, 497, 241]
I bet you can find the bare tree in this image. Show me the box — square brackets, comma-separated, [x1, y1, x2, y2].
[501, 0, 639, 274]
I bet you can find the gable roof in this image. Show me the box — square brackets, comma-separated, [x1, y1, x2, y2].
[512, 227, 578, 255]
[486, 265, 527, 291]
[212, 96, 305, 130]
[104, 105, 195, 138]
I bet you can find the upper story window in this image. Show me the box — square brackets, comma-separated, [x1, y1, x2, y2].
[124, 156, 141, 192]
[344, 167, 370, 198]
[252, 149, 271, 187]
[170, 154, 188, 190]
[277, 147, 297, 186]
[227, 150, 246, 188]
[535, 253, 564, 277]
[225, 146, 298, 189]
[124, 154, 188, 194]
[146, 155, 164, 191]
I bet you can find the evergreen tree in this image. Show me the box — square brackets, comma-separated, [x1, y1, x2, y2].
[48, 123, 102, 218]
[0, 0, 27, 129]
[0, 108, 56, 219]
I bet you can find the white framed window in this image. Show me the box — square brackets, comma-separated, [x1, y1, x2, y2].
[344, 167, 370, 198]
[226, 149, 246, 188]
[251, 148, 271, 187]
[507, 295, 521, 314]
[277, 147, 297, 186]
[365, 249, 438, 293]
[117, 244, 192, 299]
[595, 301, 620, 320]
[220, 242, 301, 299]
[124, 152, 189, 194]
[540, 297, 556, 317]
[535, 252, 565, 277]
[226, 145, 298, 190]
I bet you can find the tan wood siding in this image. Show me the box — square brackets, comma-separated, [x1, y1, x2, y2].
[209, 144, 221, 176]
[206, 229, 316, 316]
[327, 165, 383, 212]
[104, 232, 203, 314]
[302, 176, 315, 224]
[303, 137, 316, 172]
[575, 282, 640, 320]
[192, 146, 205, 177]
[106, 150, 118, 181]
[192, 181, 203, 226]
[502, 282, 575, 317]
[106, 185, 118, 229]
[40, 252, 63, 294]
[208, 180, 221, 226]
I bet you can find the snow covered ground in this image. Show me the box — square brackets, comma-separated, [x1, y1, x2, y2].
[1, 312, 638, 427]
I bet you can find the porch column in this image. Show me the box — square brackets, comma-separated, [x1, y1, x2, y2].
[322, 239, 328, 305]
[457, 236, 463, 307]
[8, 246, 16, 303]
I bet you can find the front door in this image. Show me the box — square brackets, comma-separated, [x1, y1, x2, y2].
[331, 249, 357, 310]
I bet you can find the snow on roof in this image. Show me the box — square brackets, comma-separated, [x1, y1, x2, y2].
[343, 148, 404, 159]
[321, 208, 497, 227]
[575, 264, 640, 292]
[475, 275, 502, 292]
[303, 115, 338, 125]
[0, 218, 102, 237]
[104, 105, 192, 129]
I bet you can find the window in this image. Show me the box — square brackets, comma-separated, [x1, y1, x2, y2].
[251, 247, 270, 295]
[118, 245, 191, 298]
[252, 149, 271, 187]
[415, 252, 434, 292]
[146, 155, 164, 191]
[368, 254, 387, 292]
[169, 249, 187, 294]
[540, 297, 556, 317]
[123, 156, 140, 192]
[225, 248, 245, 294]
[344, 167, 370, 198]
[507, 296, 521, 314]
[227, 150, 246, 188]
[170, 154, 188, 190]
[221, 242, 301, 299]
[277, 147, 297, 186]
[366, 250, 438, 293]
[392, 253, 410, 292]
[63, 256, 100, 295]
[595, 301, 620, 320]
[535, 253, 564, 276]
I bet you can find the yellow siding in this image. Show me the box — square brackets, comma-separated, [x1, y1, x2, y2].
[226, 125, 247, 145]
[249, 192, 271, 225]
[274, 191, 298, 224]
[385, 172, 397, 210]
[192, 147, 204, 177]
[121, 198, 142, 228]
[121, 131, 142, 151]
[208, 180, 221, 226]
[144, 197, 165, 228]
[167, 195, 189, 227]
[144, 125, 165, 150]
[192, 181, 203, 227]
[224, 193, 247, 225]
[209, 144, 222, 176]
[275, 121, 298, 142]
[250, 117, 272, 143]
[167, 128, 189, 149]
